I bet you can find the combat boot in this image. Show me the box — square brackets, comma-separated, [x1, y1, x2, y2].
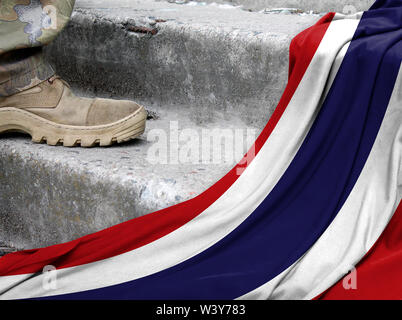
[0, 76, 146, 147]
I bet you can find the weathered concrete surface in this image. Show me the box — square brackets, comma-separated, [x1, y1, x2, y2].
[1, 0, 323, 250]
[0, 243, 16, 257]
[174, 0, 375, 13]
[45, 0, 318, 129]
[0, 104, 259, 250]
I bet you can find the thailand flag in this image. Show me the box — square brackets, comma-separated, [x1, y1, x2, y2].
[0, 0, 401, 300]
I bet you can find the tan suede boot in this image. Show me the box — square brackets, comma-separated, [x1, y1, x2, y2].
[0, 76, 147, 147]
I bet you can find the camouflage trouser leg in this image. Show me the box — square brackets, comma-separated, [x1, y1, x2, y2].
[0, 0, 75, 97]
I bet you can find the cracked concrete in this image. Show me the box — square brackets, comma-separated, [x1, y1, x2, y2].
[45, 0, 318, 129]
[165, 0, 375, 14]
[0, 0, 375, 250]
[0, 104, 259, 249]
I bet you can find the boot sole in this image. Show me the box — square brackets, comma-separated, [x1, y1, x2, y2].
[0, 106, 147, 147]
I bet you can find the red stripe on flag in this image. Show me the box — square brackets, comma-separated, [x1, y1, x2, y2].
[0, 13, 336, 276]
[316, 200, 402, 300]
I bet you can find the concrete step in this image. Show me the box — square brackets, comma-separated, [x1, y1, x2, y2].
[45, 0, 319, 129]
[1, 0, 327, 250]
[0, 243, 16, 257]
[0, 105, 259, 250]
[181, 0, 374, 14]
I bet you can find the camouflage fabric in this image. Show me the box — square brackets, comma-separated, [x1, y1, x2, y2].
[0, 0, 75, 96]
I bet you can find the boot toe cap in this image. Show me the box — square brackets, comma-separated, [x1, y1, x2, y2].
[86, 98, 143, 126]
